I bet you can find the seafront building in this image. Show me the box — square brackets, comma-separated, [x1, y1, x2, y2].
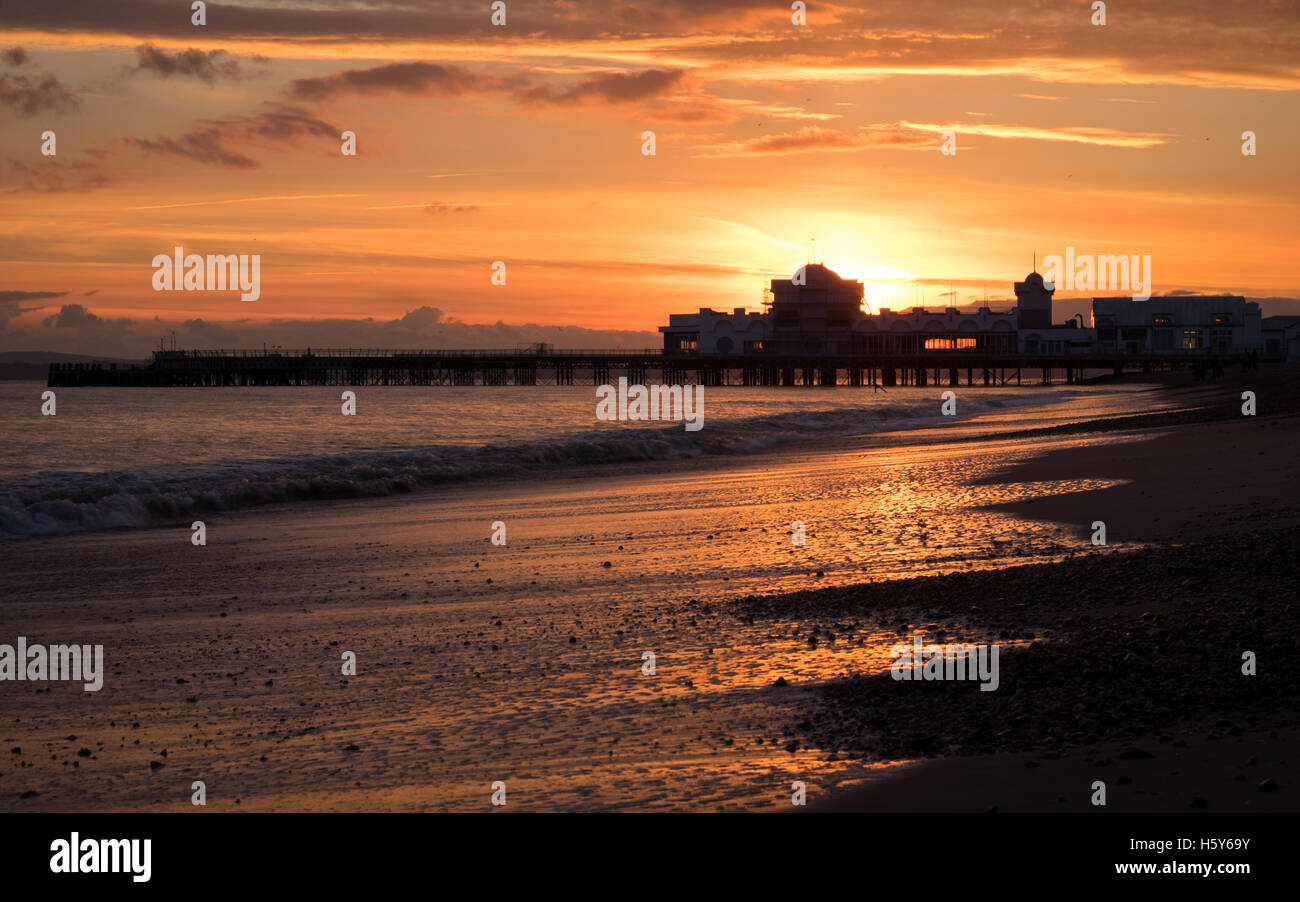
[1092, 296, 1261, 355]
[1261, 316, 1300, 362]
[659, 263, 1266, 359]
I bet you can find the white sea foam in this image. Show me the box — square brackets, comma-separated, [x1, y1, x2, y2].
[0, 384, 1148, 539]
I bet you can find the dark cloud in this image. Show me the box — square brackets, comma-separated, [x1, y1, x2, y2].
[132, 44, 259, 83]
[125, 131, 258, 168]
[516, 69, 685, 106]
[0, 290, 68, 302]
[2, 46, 29, 66]
[183, 308, 661, 352]
[124, 105, 338, 169]
[0, 73, 78, 116]
[0, 0, 556, 41]
[13, 303, 134, 351]
[0, 290, 66, 328]
[7, 304, 660, 356]
[1, 1, 1296, 92]
[0, 0, 790, 42]
[425, 202, 480, 214]
[390, 306, 444, 328]
[289, 60, 686, 115]
[3, 2, 1293, 94]
[290, 61, 499, 100]
[695, 123, 935, 158]
[42, 304, 114, 328]
[4, 152, 114, 192]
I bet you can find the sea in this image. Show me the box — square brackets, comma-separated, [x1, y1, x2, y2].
[1, 380, 1174, 540]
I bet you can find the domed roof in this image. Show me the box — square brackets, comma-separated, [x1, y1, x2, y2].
[794, 263, 843, 286]
[1023, 271, 1045, 287]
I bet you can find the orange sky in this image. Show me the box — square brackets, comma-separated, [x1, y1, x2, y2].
[2, 0, 1298, 355]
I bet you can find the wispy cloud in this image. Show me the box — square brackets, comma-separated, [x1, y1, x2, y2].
[124, 105, 339, 168]
[364, 201, 510, 212]
[694, 124, 935, 158]
[901, 120, 1170, 148]
[127, 193, 366, 210]
[4, 152, 113, 192]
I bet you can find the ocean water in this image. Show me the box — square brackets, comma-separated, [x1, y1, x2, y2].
[0, 381, 1167, 538]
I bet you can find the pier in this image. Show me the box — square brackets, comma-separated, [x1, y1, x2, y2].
[46, 347, 1256, 388]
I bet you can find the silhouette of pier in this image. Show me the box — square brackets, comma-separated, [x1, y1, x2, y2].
[46, 346, 1255, 388]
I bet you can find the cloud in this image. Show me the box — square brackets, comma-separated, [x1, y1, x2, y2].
[0, 290, 68, 302]
[7, 303, 661, 356]
[39, 304, 135, 343]
[4, 151, 115, 192]
[694, 123, 934, 158]
[290, 62, 500, 100]
[126, 131, 258, 168]
[696, 119, 1171, 158]
[0, 73, 78, 116]
[0, 2, 1297, 91]
[901, 120, 1169, 148]
[181, 307, 662, 352]
[42, 304, 110, 328]
[516, 69, 685, 106]
[290, 61, 687, 114]
[2, 46, 29, 66]
[391, 306, 444, 329]
[425, 202, 482, 214]
[0, 289, 67, 327]
[124, 105, 338, 169]
[131, 44, 260, 83]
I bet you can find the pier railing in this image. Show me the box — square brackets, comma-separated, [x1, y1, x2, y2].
[154, 348, 665, 359]
[48, 345, 1267, 387]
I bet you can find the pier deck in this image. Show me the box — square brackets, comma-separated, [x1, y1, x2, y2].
[46, 347, 1257, 388]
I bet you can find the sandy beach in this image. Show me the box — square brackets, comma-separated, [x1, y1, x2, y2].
[1, 369, 1296, 812]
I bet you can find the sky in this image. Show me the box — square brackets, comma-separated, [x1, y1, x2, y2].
[1, 0, 1298, 357]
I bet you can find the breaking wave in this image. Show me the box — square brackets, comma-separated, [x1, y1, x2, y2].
[0, 392, 1073, 539]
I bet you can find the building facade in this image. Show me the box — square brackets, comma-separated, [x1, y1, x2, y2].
[659, 263, 1266, 359]
[1091, 296, 1262, 355]
[1262, 316, 1300, 362]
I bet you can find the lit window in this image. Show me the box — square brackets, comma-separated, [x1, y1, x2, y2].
[923, 337, 976, 350]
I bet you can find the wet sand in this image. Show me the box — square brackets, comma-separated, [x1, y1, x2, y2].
[809, 728, 1296, 812]
[778, 412, 1300, 812]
